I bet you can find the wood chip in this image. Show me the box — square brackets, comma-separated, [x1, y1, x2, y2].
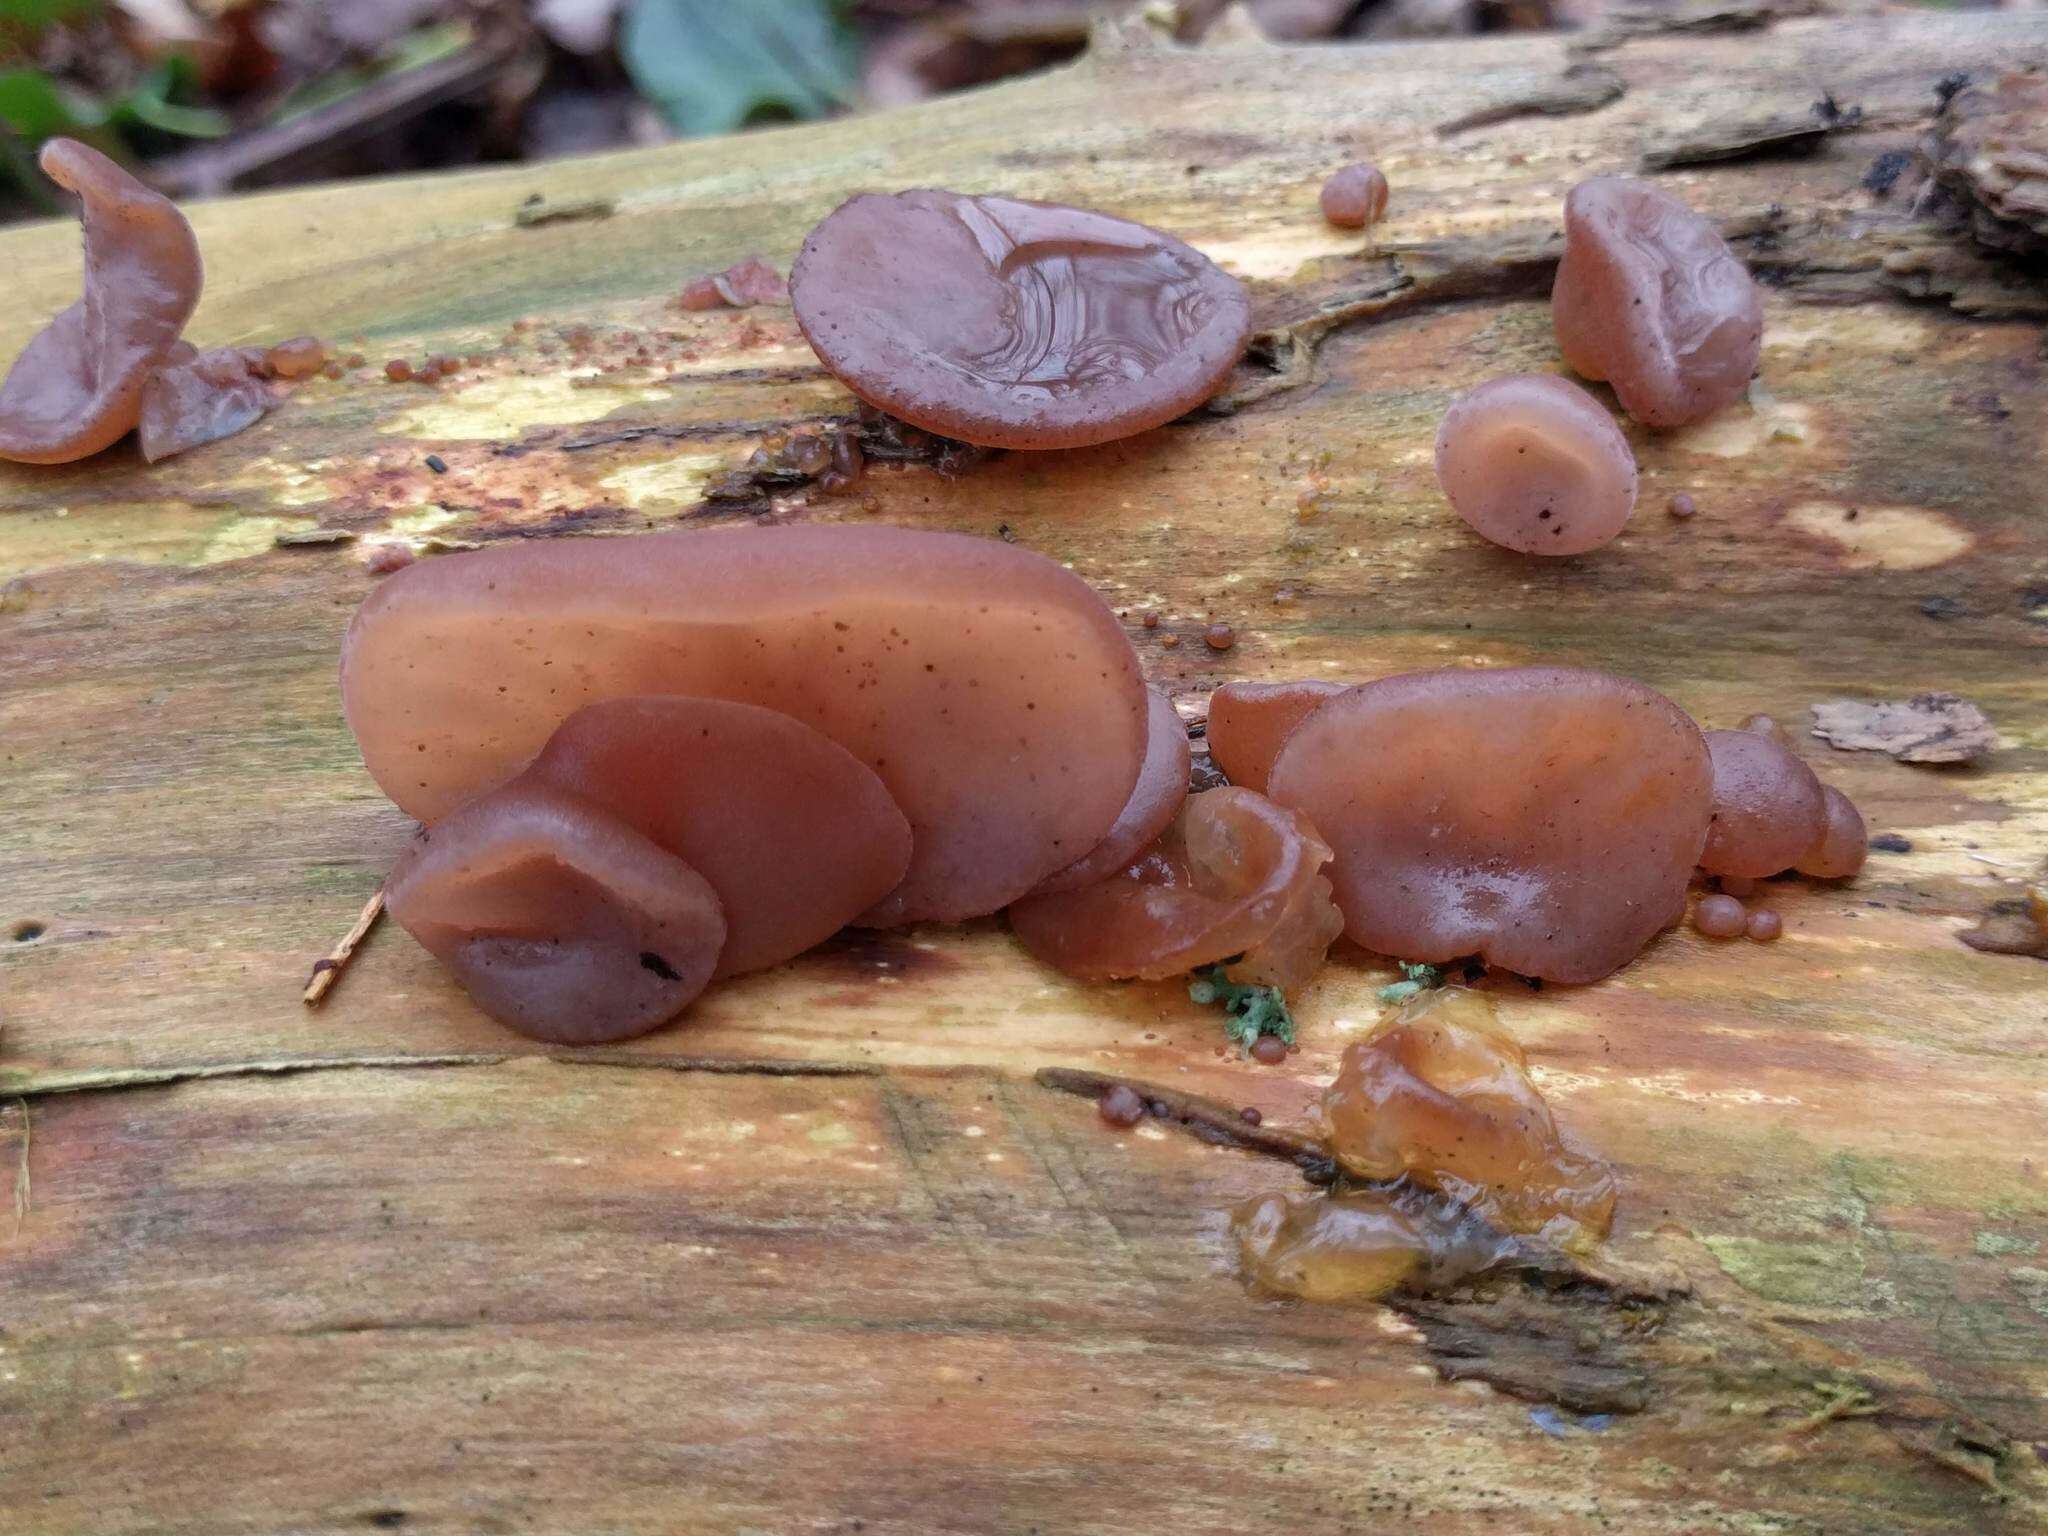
[275, 528, 357, 548]
[515, 194, 617, 228]
[302, 887, 386, 1007]
[1809, 692, 1997, 763]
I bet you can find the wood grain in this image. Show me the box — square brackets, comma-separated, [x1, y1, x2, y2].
[2, 10, 2045, 1531]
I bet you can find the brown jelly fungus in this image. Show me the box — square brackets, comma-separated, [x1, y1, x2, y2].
[342, 526, 1147, 926]
[1434, 373, 1638, 555]
[1698, 728, 1826, 878]
[1266, 667, 1712, 982]
[1028, 690, 1190, 896]
[1009, 786, 1342, 993]
[1553, 177, 1764, 428]
[1693, 893, 1747, 939]
[1319, 163, 1390, 232]
[791, 190, 1251, 449]
[1205, 680, 1345, 794]
[0, 139, 201, 464]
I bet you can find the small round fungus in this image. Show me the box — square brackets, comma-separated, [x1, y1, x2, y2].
[1319, 163, 1389, 231]
[1796, 785, 1868, 880]
[1552, 176, 1764, 428]
[1434, 373, 1638, 555]
[791, 189, 1251, 449]
[1698, 728, 1827, 878]
[1693, 892, 1747, 938]
[384, 784, 727, 1043]
[1205, 679, 1345, 794]
[1029, 690, 1190, 896]
[1745, 907, 1784, 942]
[1008, 786, 1342, 992]
[1265, 667, 1713, 983]
[0, 139, 202, 464]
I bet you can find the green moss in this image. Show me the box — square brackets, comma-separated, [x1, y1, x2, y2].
[1973, 1231, 2040, 1258]
[1701, 1235, 1866, 1308]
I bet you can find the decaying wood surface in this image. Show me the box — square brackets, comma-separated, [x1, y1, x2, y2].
[3, 10, 2047, 1533]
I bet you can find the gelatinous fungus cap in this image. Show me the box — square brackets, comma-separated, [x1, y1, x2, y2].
[138, 344, 275, 463]
[1266, 666, 1713, 983]
[0, 138, 203, 464]
[1796, 785, 1867, 880]
[1028, 689, 1189, 896]
[385, 784, 727, 1044]
[1552, 176, 1763, 428]
[1008, 785, 1342, 992]
[1206, 679, 1345, 794]
[1233, 1185, 1516, 1304]
[1697, 727, 1827, 878]
[1323, 987, 1616, 1246]
[341, 526, 1148, 926]
[520, 696, 913, 977]
[1319, 163, 1390, 231]
[791, 190, 1251, 449]
[1434, 373, 1638, 555]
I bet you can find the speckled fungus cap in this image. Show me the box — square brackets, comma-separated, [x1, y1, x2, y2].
[791, 190, 1251, 449]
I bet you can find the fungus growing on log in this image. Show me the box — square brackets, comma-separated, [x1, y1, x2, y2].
[791, 190, 1251, 449]
[1434, 373, 1639, 555]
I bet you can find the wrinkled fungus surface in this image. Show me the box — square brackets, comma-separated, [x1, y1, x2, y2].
[1205, 679, 1345, 793]
[1009, 786, 1341, 991]
[1266, 667, 1713, 983]
[520, 697, 912, 977]
[1698, 728, 1826, 878]
[1796, 785, 1868, 880]
[1319, 162, 1390, 231]
[1434, 373, 1638, 555]
[138, 344, 275, 463]
[1325, 988, 1617, 1247]
[384, 784, 726, 1043]
[791, 189, 1251, 449]
[342, 526, 1147, 925]
[1234, 1186, 1515, 1303]
[1030, 690, 1190, 895]
[1552, 176, 1763, 428]
[0, 138, 202, 464]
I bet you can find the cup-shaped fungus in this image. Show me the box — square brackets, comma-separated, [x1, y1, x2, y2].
[1323, 988, 1616, 1246]
[520, 697, 913, 977]
[1795, 785, 1868, 880]
[1205, 679, 1345, 793]
[1698, 728, 1827, 878]
[1433, 374, 1638, 555]
[341, 526, 1148, 926]
[1552, 177, 1763, 428]
[791, 190, 1251, 449]
[138, 344, 275, 463]
[1265, 667, 1713, 983]
[1028, 690, 1190, 895]
[1008, 786, 1343, 992]
[384, 784, 727, 1043]
[1319, 163, 1390, 232]
[0, 139, 202, 464]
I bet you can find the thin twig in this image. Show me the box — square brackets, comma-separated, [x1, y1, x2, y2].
[302, 887, 386, 1007]
[10, 1098, 29, 1240]
[1033, 1065, 1336, 1179]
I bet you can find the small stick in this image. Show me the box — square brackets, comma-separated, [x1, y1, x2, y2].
[1034, 1066, 1336, 1180]
[302, 887, 386, 1007]
[10, 1098, 29, 1239]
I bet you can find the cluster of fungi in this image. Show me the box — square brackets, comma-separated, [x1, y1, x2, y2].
[6, 133, 1877, 1304]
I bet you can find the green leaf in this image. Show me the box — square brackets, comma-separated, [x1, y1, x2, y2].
[0, 67, 107, 140]
[0, 0, 104, 28]
[621, 0, 859, 138]
[1188, 963, 1296, 1049]
[116, 59, 229, 140]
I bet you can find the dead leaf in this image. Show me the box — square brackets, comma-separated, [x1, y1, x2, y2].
[1809, 692, 1997, 764]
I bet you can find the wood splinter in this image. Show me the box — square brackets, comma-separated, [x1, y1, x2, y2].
[301, 887, 386, 1007]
